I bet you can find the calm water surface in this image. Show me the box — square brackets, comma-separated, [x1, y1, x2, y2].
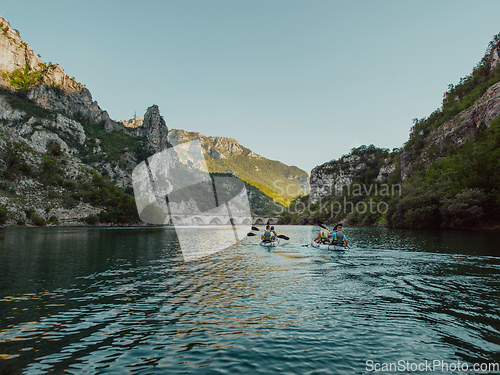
[0, 226, 499, 374]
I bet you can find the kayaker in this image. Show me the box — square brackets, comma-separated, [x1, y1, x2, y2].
[314, 227, 331, 244]
[331, 223, 348, 247]
[261, 225, 274, 243]
[270, 226, 278, 241]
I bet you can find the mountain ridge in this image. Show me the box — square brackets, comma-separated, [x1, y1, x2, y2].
[167, 128, 309, 206]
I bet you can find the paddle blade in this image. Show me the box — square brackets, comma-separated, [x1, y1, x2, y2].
[247, 232, 257, 236]
[251, 226, 260, 231]
[277, 235, 289, 240]
[318, 223, 328, 230]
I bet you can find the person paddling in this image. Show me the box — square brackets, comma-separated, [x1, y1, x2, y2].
[314, 227, 331, 244]
[270, 226, 278, 241]
[331, 223, 348, 247]
[261, 225, 275, 243]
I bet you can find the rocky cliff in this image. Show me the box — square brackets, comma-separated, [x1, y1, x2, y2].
[401, 80, 500, 181]
[0, 31, 176, 227]
[124, 105, 171, 152]
[310, 36, 500, 205]
[0, 87, 283, 225]
[0, 15, 120, 132]
[400, 38, 500, 182]
[309, 146, 397, 204]
[0, 16, 41, 78]
[0, 14, 300, 225]
[305, 34, 500, 228]
[0, 92, 103, 224]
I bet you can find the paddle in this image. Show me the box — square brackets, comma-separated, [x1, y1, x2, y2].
[318, 222, 328, 230]
[305, 222, 331, 247]
[248, 232, 289, 241]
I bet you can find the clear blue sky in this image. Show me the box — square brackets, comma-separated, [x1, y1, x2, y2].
[2, 1, 500, 173]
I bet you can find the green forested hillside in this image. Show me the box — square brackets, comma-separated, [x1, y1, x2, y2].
[205, 156, 307, 207]
[0, 88, 150, 225]
[168, 129, 309, 206]
[279, 145, 400, 225]
[389, 117, 500, 229]
[391, 34, 500, 229]
[281, 34, 500, 229]
[404, 35, 500, 169]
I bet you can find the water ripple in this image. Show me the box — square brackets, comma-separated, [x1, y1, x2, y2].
[0, 226, 499, 373]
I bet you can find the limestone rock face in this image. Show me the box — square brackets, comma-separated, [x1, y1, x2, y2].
[399, 150, 414, 183]
[52, 114, 86, 145]
[400, 81, 500, 181]
[0, 93, 87, 154]
[0, 15, 120, 132]
[309, 162, 355, 204]
[26, 85, 120, 132]
[489, 41, 500, 69]
[142, 105, 170, 150]
[308, 148, 397, 204]
[101, 162, 131, 189]
[126, 105, 171, 152]
[376, 160, 397, 183]
[29, 131, 70, 153]
[0, 16, 41, 73]
[0, 92, 103, 224]
[0, 95, 24, 121]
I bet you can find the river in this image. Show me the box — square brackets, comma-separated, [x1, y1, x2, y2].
[0, 225, 499, 374]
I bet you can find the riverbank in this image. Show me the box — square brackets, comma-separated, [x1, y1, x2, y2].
[0, 221, 159, 229]
[2, 219, 499, 231]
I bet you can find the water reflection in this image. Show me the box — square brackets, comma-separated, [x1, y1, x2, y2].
[0, 226, 499, 374]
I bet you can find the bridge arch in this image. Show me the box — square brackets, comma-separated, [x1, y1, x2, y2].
[242, 218, 251, 225]
[209, 218, 223, 225]
[191, 217, 204, 226]
[172, 216, 183, 225]
[255, 218, 264, 225]
[226, 218, 237, 225]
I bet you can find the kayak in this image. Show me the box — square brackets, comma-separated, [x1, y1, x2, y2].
[311, 242, 346, 251]
[260, 239, 280, 247]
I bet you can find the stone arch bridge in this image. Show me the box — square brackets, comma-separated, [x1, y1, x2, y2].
[170, 215, 279, 226]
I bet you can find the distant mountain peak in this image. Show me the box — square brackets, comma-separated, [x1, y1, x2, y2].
[168, 129, 262, 160]
[166, 128, 309, 205]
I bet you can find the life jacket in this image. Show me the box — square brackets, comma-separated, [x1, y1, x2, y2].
[319, 229, 329, 244]
[263, 230, 272, 242]
[332, 232, 346, 246]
